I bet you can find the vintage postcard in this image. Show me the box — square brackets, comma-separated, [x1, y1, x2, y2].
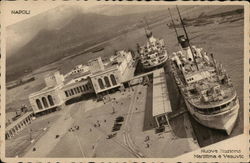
[0, 1, 249, 162]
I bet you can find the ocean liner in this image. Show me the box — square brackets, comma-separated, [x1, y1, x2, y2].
[137, 24, 168, 70]
[169, 7, 239, 135]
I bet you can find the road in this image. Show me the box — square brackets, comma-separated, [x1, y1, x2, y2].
[24, 106, 74, 157]
[123, 85, 144, 158]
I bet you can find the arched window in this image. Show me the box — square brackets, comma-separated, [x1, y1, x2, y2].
[110, 74, 117, 85]
[86, 84, 89, 90]
[65, 91, 69, 97]
[42, 97, 49, 108]
[36, 99, 43, 110]
[74, 88, 78, 94]
[68, 90, 72, 96]
[77, 87, 81, 93]
[71, 89, 74, 95]
[104, 76, 111, 87]
[48, 95, 54, 106]
[82, 85, 86, 91]
[98, 78, 105, 89]
[79, 86, 83, 92]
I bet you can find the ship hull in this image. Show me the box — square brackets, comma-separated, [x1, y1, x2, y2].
[184, 98, 239, 135]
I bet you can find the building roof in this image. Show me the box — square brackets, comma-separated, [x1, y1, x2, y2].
[64, 71, 91, 84]
[90, 65, 118, 77]
[29, 84, 62, 98]
[152, 68, 172, 117]
[62, 78, 89, 90]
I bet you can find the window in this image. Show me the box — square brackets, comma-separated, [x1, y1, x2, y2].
[36, 99, 43, 110]
[79, 86, 83, 92]
[68, 90, 72, 96]
[48, 95, 54, 106]
[110, 74, 117, 85]
[104, 76, 111, 87]
[77, 87, 81, 93]
[71, 89, 74, 95]
[65, 91, 69, 97]
[82, 85, 86, 91]
[74, 88, 78, 94]
[86, 84, 89, 90]
[98, 78, 105, 89]
[42, 97, 49, 108]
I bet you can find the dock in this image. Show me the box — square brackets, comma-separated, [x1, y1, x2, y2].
[152, 68, 172, 128]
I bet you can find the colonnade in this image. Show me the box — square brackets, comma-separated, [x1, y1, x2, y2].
[5, 113, 33, 140]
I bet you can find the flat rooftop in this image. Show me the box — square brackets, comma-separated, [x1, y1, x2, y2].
[152, 68, 172, 117]
[29, 85, 59, 97]
[64, 71, 91, 84]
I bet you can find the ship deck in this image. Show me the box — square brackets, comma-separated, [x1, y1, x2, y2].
[188, 85, 236, 109]
[170, 63, 236, 109]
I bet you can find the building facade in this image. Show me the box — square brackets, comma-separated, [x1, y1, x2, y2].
[89, 50, 133, 95]
[90, 66, 122, 94]
[5, 112, 33, 140]
[28, 50, 134, 115]
[28, 71, 65, 115]
[61, 77, 94, 101]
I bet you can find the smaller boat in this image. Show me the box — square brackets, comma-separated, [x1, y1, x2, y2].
[137, 20, 168, 70]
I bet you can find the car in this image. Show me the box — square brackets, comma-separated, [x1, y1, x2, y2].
[114, 123, 122, 127]
[112, 127, 120, 132]
[155, 125, 165, 134]
[115, 116, 124, 123]
[112, 123, 122, 132]
[106, 133, 117, 139]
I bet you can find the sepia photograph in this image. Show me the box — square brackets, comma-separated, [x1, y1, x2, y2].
[1, 1, 248, 161]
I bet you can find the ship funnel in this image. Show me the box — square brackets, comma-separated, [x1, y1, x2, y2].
[178, 35, 194, 62]
[178, 35, 189, 49]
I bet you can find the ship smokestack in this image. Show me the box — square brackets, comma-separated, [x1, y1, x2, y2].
[178, 35, 189, 49]
[178, 35, 194, 62]
[176, 6, 199, 70]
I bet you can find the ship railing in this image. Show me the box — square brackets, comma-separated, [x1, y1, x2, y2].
[192, 95, 237, 115]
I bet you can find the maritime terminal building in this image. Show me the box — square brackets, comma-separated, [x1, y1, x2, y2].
[7, 50, 172, 139]
[28, 50, 134, 116]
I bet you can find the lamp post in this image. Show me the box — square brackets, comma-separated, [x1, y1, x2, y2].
[29, 128, 32, 141]
[111, 98, 116, 114]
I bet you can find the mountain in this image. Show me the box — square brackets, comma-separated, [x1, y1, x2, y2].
[5, 13, 144, 81]
[6, 5, 242, 82]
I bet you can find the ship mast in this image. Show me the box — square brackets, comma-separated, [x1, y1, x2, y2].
[176, 6, 199, 71]
[168, 8, 179, 42]
[142, 17, 153, 40]
[144, 16, 150, 30]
